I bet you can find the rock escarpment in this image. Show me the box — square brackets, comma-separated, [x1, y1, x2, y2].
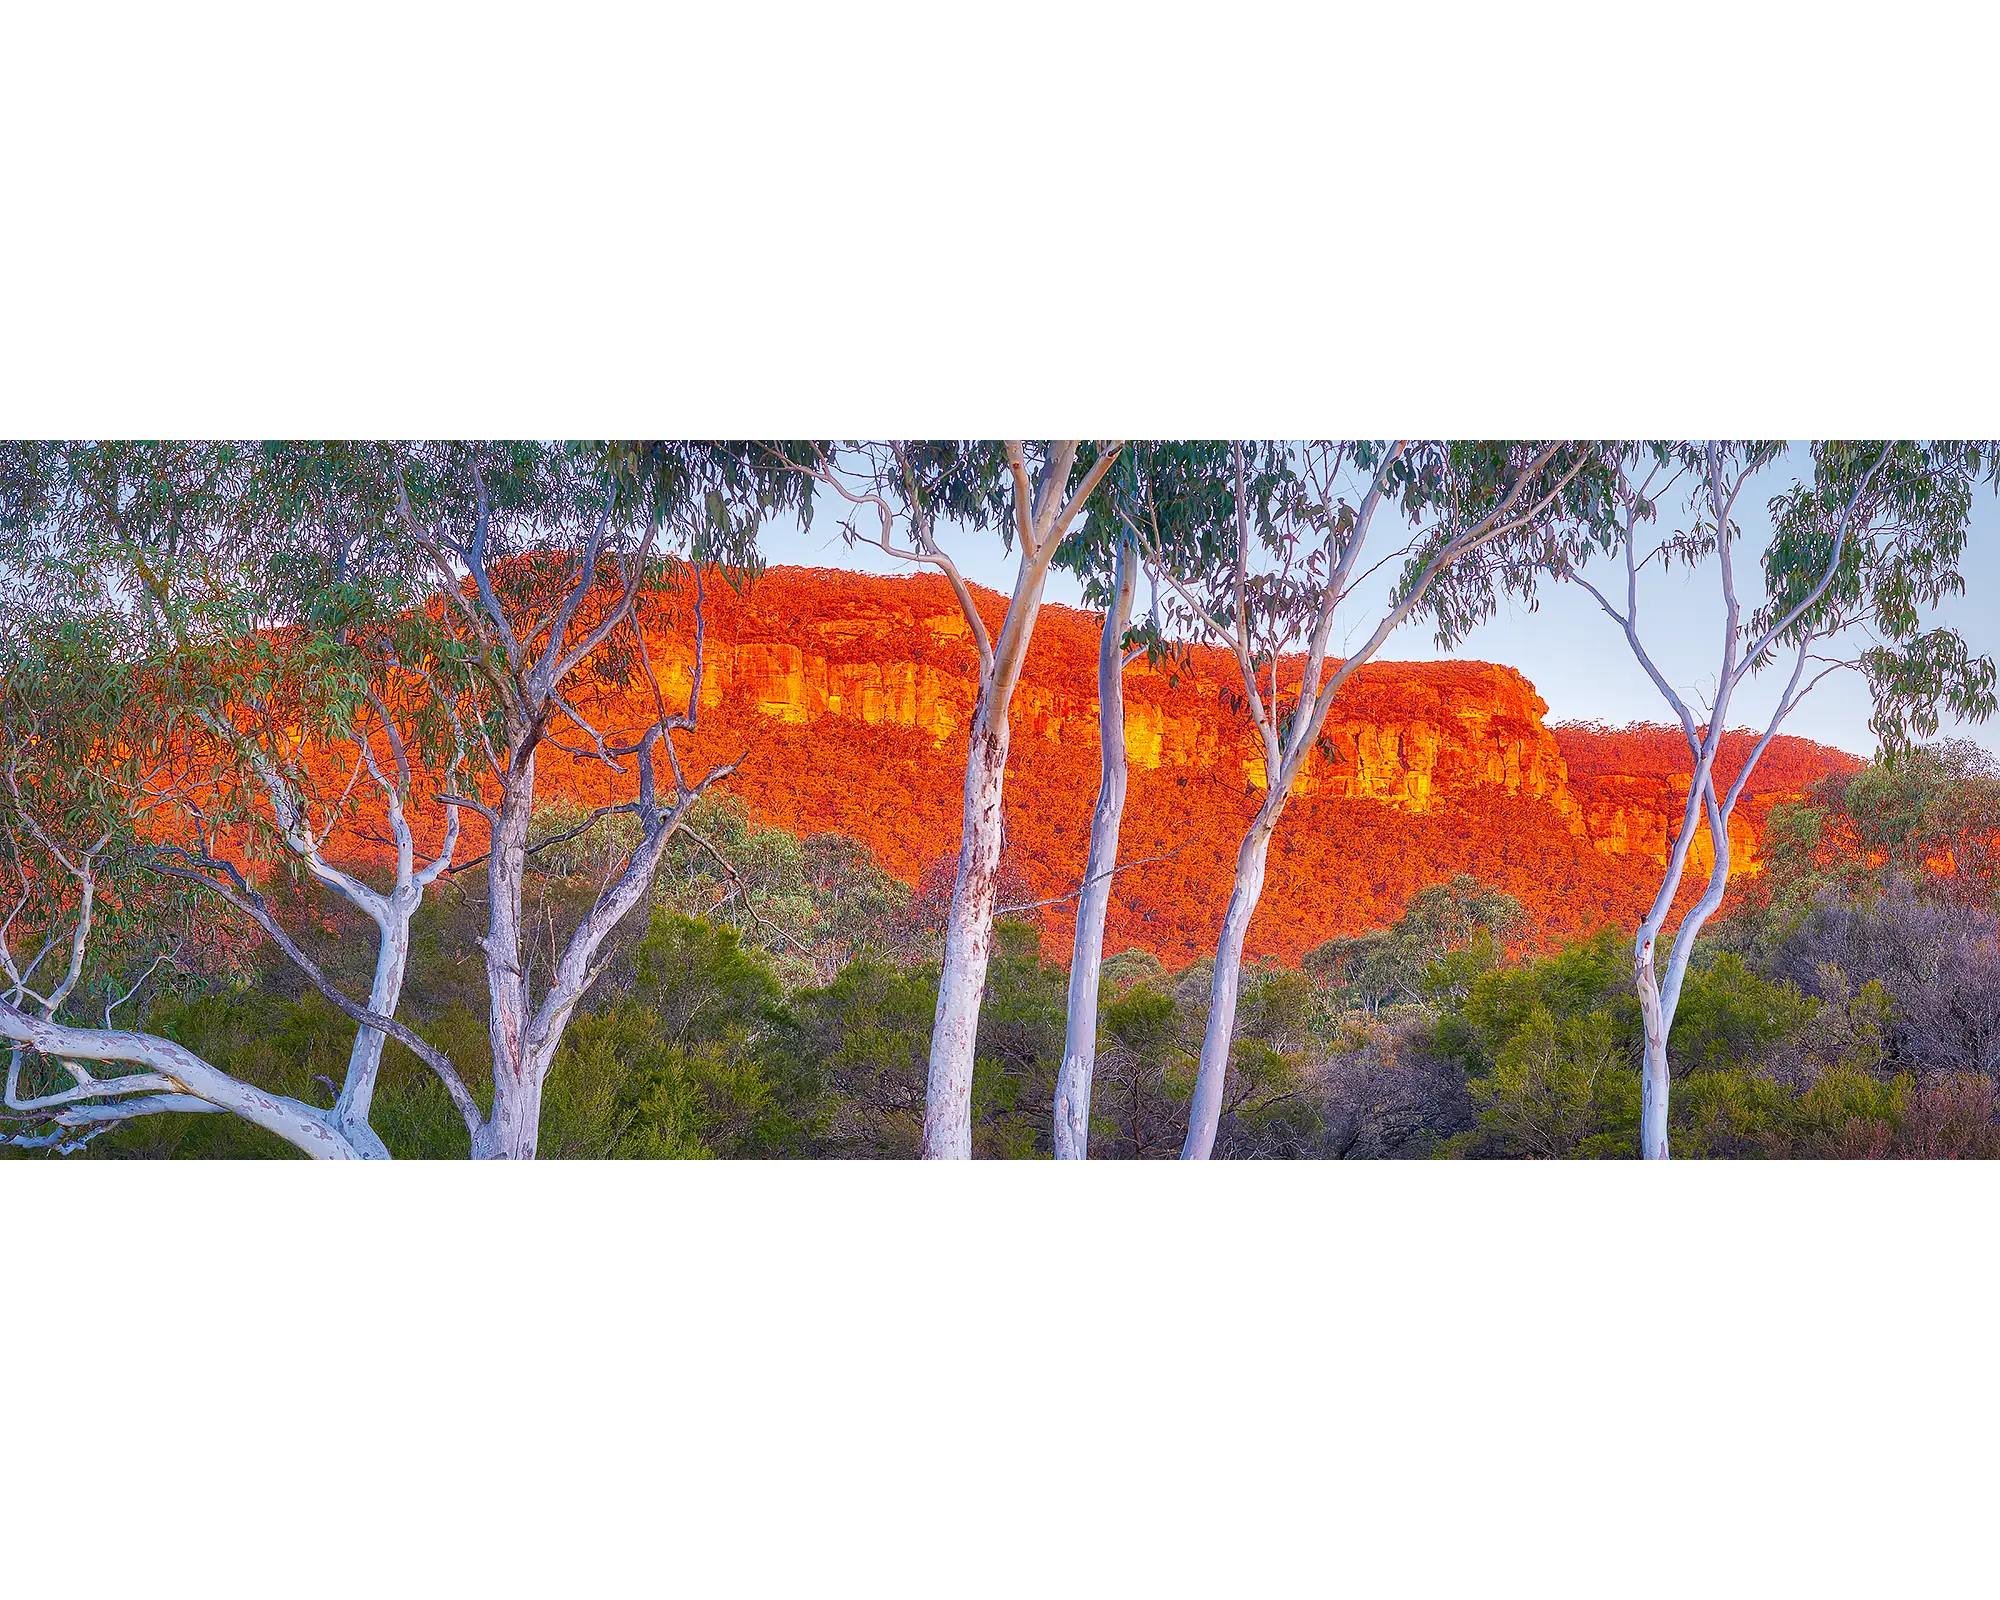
[543, 566, 1860, 963]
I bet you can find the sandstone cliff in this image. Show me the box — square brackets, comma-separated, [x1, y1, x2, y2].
[534, 566, 1861, 965]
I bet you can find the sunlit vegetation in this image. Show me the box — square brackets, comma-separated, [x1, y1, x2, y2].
[5, 439, 1992, 1160]
[30, 731, 2000, 1161]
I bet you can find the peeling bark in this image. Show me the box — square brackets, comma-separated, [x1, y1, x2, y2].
[923, 709, 1014, 1160]
[479, 740, 540, 1159]
[473, 1059, 544, 1161]
[1635, 940, 1671, 1161]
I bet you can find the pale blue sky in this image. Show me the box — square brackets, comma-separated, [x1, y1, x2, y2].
[757, 448, 2000, 761]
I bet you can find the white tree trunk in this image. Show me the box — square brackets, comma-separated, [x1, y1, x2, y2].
[477, 744, 541, 1160]
[1634, 786, 1735, 1163]
[473, 1052, 547, 1160]
[920, 513, 1070, 1159]
[922, 702, 1012, 1160]
[331, 911, 409, 1160]
[1635, 938, 1671, 1161]
[1054, 543, 1138, 1160]
[467, 719, 705, 1160]
[1182, 811, 1279, 1160]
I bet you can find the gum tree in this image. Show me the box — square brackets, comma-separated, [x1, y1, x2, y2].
[0, 439, 804, 1160]
[0, 440, 475, 1156]
[1048, 525, 1142, 1159]
[376, 439, 809, 1158]
[1146, 440, 1606, 1159]
[760, 441, 1122, 1159]
[1550, 440, 1996, 1159]
[1049, 442, 1229, 1159]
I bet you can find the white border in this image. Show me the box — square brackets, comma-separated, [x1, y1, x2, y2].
[5, 1163, 1997, 1597]
[5, 3, 1999, 1595]
[4, 5, 1997, 436]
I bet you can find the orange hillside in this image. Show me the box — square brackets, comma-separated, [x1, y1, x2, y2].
[514, 566, 1862, 966]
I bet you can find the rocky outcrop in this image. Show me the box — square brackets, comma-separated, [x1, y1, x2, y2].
[526, 565, 1863, 962]
[1553, 723, 1863, 880]
[635, 567, 1855, 879]
[650, 569, 1600, 827]
[1572, 773, 1766, 877]
[261, 563, 1869, 970]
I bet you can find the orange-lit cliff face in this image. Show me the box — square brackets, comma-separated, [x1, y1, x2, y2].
[1553, 722, 1863, 883]
[528, 567, 1863, 967]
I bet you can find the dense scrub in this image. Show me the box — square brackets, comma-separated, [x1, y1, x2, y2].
[38, 740, 2000, 1161]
